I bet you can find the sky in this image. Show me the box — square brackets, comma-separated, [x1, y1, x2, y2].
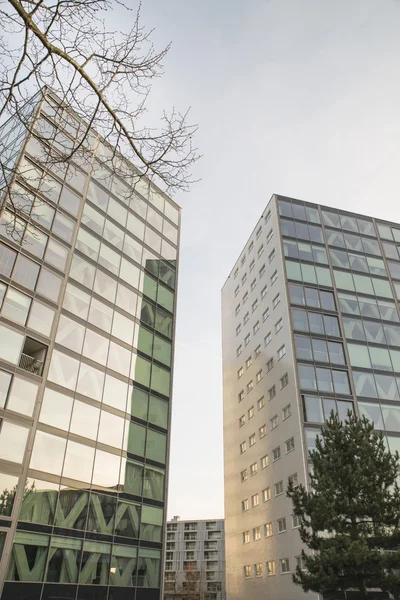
[125, 0, 400, 519]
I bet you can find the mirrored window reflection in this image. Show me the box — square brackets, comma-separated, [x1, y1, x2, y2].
[0, 421, 29, 463]
[40, 388, 73, 430]
[114, 499, 140, 538]
[93, 268, 117, 303]
[88, 297, 113, 333]
[12, 254, 40, 290]
[36, 268, 62, 303]
[46, 536, 82, 583]
[0, 325, 24, 364]
[27, 301, 55, 337]
[82, 329, 109, 366]
[2, 287, 31, 325]
[48, 350, 80, 390]
[102, 375, 128, 412]
[112, 311, 134, 346]
[86, 493, 117, 536]
[30, 430, 67, 475]
[52, 212, 74, 243]
[19, 478, 60, 526]
[140, 506, 163, 543]
[116, 283, 138, 315]
[7, 532, 49, 582]
[56, 315, 85, 354]
[79, 539, 111, 585]
[137, 548, 161, 587]
[76, 363, 105, 402]
[0, 243, 17, 277]
[70, 255, 95, 290]
[70, 400, 100, 441]
[107, 342, 131, 377]
[63, 440, 95, 483]
[98, 411, 125, 449]
[92, 449, 121, 489]
[56, 486, 89, 531]
[143, 465, 164, 501]
[63, 283, 90, 319]
[0, 472, 19, 516]
[7, 376, 38, 416]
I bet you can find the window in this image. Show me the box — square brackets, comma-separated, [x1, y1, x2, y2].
[255, 562, 263, 576]
[242, 273, 247, 285]
[286, 437, 295, 453]
[269, 248, 276, 263]
[273, 446, 281, 461]
[265, 332, 272, 346]
[273, 293, 280, 308]
[296, 555, 305, 570]
[249, 433, 256, 447]
[275, 318, 283, 333]
[277, 517, 287, 533]
[236, 324, 241, 336]
[255, 344, 261, 357]
[243, 531, 250, 544]
[244, 311, 249, 324]
[250, 462, 258, 476]
[283, 404, 291, 420]
[247, 380, 254, 393]
[265, 522, 273, 536]
[269, 386, 276, 401]
[288, 473, 298, 487]
[256, 226, 262, 239]
[241, 255, 246, 266]
[249, 259, 255, 272]
[293, 514, 301, 528]
[280, 558, 290, 573]
[240, 441, 247, 454]
[259, 424, 267, 438]
[238, 390, 244, 402]
[262, 307, 270, 321]
[267, 358, 274, 371]
[252, 299, 258, 312]
[235, 304, 240, 316]
[257, 245, 264, 258]
[234, 286, 239, 297]
[243, 291, 248, 303]
[256, 370, 262, 383]
[257, 396, 265, 410]
[278, 345, 286, 359]
[236, 345, 242, 357]
[253, 321, 260, 334]
[239, 415, 245, 428]
[266, 560, 276, 575]
[261, 285, 268, 299]
[275, 481, 284, 496]
[271, 270, 278, 284]
[261, 454, 269, 469]
[242, 498, 249, 512]
[237, 367, 243, 379]
[245, 356, 252, 369]
[251, 279, 257, 291]
[263, 488, 271, 503]
[253, 527, 261, 541]
[265, 210, 271, 223]
[251, 493, 259, 507]
[245, 334, 251, 346]
[267, 229, 273, 242]
[244, 565, 251, 578]
[280, 373, 289, 388]
[259, 264, 266, 278]
[249, 241, 254, 253]
[241, 469, 247, 482]
[234, 268, 239, 279]
[248, 406, 255, 420]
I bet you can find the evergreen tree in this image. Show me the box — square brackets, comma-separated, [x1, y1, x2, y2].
[287, 412, 400, 600]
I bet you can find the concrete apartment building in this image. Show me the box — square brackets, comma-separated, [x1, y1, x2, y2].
[0, 89, 180, 600]
[164, 517, 225, 600]
[222, 194, 400, 600]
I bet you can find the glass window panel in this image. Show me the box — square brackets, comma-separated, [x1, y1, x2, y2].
[87, 180, 109, 211]
[372, 278, 393, 299]
[285, 259, 302, 281]
[7, 532, 50, 582]
[52, 212, 74, 243]
[303, 287, 319, 308]
[342, 317, 365, 341]
[44, 238, 68, 271]
[109, 543, 137, 586]
[340, 214, 358, 232]
[137, 548, 161, 587]
[304, 395, 323, 422]
[40, 388, 73, 430]
[56, 315, 85, 353]
[82, 329, 109, 366]
[297, 241, 312, 261]
[326, 229, 346, 248]
[7, 376, 38, 416]
[393, 229, 400, 243]
[79, 539, 111, 585]
[120, 258, 140, 289]
[98, 411, 125, 449]
[349, 254, 368, 273]
[48, 350, 80, 390]
[308, 312, 324, 334]
[123, 233, 142, 263]
[316, 367, 333, 392]
[155, 307, 173, 338]
[0, 472, 19, 516]
[82, 204, 105, 236]
[2, 287, 31, 325]
[127, 212, 145, 241]
[358, 296, 379, 319]
[330, 248, 349, 269]
[283, 239, 299, 259]
[353, 274, 374, 295]
[337, 400, 353, 422]
[146, 429, 167, 463]
[306, 206, 320, 224]
[347, 343, 371, 369]
[140, 505, 163, 542]
[322, 210, 340, 228]
[113, 502, 140, 538]
[76, 229, 100, 260]
[132, 354, 152, 386]
[384, 324, 400, 346]
[46, 536, 82, 583]
[313, 245, 328, 264]
[280, 219, 296, 237]
[148, 396, 168, 429]
[151, 364, 170, 396]
[338, 292, 359, 315]
[323, 315, 340, 336]
[157, 283, 174, 313]
[143, 465, 165, 501]
[292, 203, 306, 220]
[163, 220, 178, 245]
[344, 233, 363, 252]
[389, 261, 400, 280]
[367, 257, 386, 277]
[301, 263, 317, 285]
[24, 227, 48, 259]
[0, 421, 28, 462]
[93, 269, 117, 303]
[369, 347, 392, 372]
[320, 291, 335, 311]
[98, 243, 121, 275]
[107, 198, 128, 228]
[278, 200, 293, 217]
[298, 365, 317, 390]
[92, 450, 121, 489]
[291, 308, 309, 331]
[0, 210, 25, 243]
[332, 370, 350, 395]
[88, 297, 113, 333]
[334, 270, 355, 291]
[161, 239, 177, 262]
[0, 370, 12, 408]
[0, 282, 5, 309]
[378, 299, 399, 322]
[102, 375, 128, 412]
[362, 238, 381, 256]
[289, 284, 305, 305]
[382, 405, 400, 433]
[111, 311, 134, 346]
[70, 399, 100, 440]
[122, 459, 144, 496]
[40, 173, 62, 204]
[86, 492, 117, 535]
[30, 430, 67, 475]
[76, 363, 105, 402]
[63, 283, 90, 319]
[63, 440, 94, 483]
[103, 219, 124, 251]
[153, 335, 172, 367]
[383, 242, 398, 260]
[59, 186, 81, 217]
[27, 301, 55, 337]
[36, 268, 62, 303]
[375, 374, 399, 401]
[0, 325, 23, 364]
[295, 222, 309, 240]
[353, 371, 378, 398]
[12, 254, 40, 290]
[357, 218, 375, 236]
[0, 243, 16, 277]
[107, 342, 131, 377]
[323, 398, 337, 418]
[130, 387, 149, 421]
[312, 338, 328, 362]
[328, 342, 345, 365]
[126, 422, 146, 456]
[363, 320, 385, 344]
[116, 283, 138, 315]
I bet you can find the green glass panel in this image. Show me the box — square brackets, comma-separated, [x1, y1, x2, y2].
[149, 396, 168, 429]
[151, 364, 170, 396]
[285, 260, 301, 281]
[316, 266, 332, 287]
[372, 278, 393, 299]
[7, 532, 49, 582]
[146, 429, 167, 463]
[109, 544, 137, 587]
[46, 536, 82, 583]
[159, 263, 176, 289]
[130, 387, 149, 421]
[55, 489, 89, 531]
[140, 505, 163, 542]
[114, 500, 141, 538]
[347, 343, 371, 369]
[79, 540, 111, 585]
[334, 270, 354, 291]
[142, 275, 157, 302]
[133, 356, 151, 388]
[137, 327, 153, 357]
[137, 548, 161, 587]
[369, 347, 392, 372]
[390, 349, 400, 372]
[127, 423, 146, 456]
[19, 481, 59, 526]
[353, 274, 374, 295]
[143, 465, 164, 501]
[123, 460, 144, 496]
[153, 335, 172, 367]
[140, 300, 156, 329]
[301, 264, 317, 284]
[155, 308, 173, 338]
[157, 283, 174, 312]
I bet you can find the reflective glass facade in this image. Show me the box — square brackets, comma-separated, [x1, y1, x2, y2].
[222, 195, 400, 600]
[0, 89, 180, 600]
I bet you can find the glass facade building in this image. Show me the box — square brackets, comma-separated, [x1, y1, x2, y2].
[0, 89, 180, 600]
[221, 194, 400, 600]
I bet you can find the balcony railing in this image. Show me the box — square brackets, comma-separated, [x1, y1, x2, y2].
[19, 353, 43, 376]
